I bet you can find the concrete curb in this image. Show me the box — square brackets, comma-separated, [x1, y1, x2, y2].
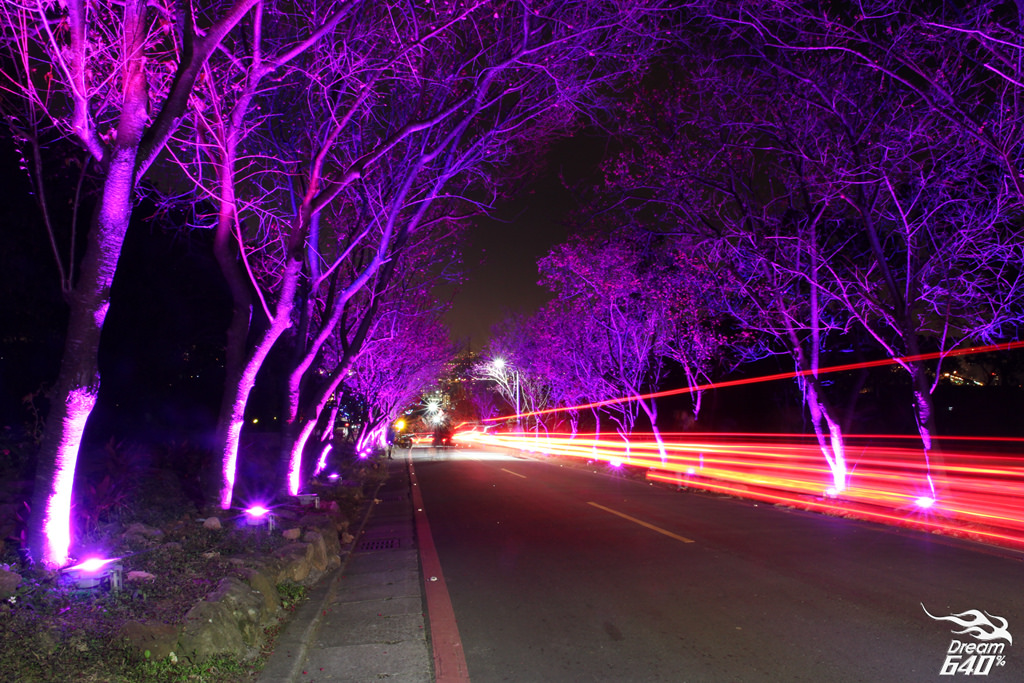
[257, 474, 388, 683]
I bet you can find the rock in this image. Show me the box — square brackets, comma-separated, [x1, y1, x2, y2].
[119, 620, 179, 661]
[282, 527, 302, 541]
[240, 567, 281, 619]
[0, 568, 22, 600]
[318, 526, 342, 569]
[124, 522, 164, 539]
[302, 530, 329, 573]
[203, 516, 222, 530]
[273, 542, 315, 583]
[177, 600, 246, 663]
[126, 570, 156, 581]
[205, 576, 267, 647]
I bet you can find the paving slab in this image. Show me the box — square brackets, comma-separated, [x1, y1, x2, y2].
[258, 457, 433, 682]
[333, 567, 422, 601]
[301, 640, 432, 682]
[342, 548, 420, 574]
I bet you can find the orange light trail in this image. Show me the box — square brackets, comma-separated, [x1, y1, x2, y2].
[452, 428, 1024, 551]
[482, 339, 1024, 422]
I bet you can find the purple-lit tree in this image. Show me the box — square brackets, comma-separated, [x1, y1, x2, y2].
[687, 1, 1024, 495]
[657, 255, 728, 428]
[343, 295, 454, 456]
[528, 299, 617, 439]
[279, 215, 463, 492]
[166, 0, 357, 508]
[591, 64, 857, 490]
[188, 0, 671, 506]
[482, 314, 553, 433]
[1, 0, 259, 567]
[538, 229, 676, 460]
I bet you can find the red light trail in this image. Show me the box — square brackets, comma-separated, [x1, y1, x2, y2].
[482, 339, 1024, 422]
[453, 429, 1024, 551]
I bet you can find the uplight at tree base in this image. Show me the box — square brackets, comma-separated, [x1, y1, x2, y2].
[294, 493, 320, 509]
[220, 419, 244, 509]
[243, 505, 275, 530]
[61, 556, 123, 592]
[355, 423, 386, 456]
[43, 387, 97, 568]
[246, 505, 271, 517]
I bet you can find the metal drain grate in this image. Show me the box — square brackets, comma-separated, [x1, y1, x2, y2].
[358, 537, 400, 551]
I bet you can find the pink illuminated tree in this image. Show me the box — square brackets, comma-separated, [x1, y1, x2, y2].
[184, 0, 671, 506]
[588, 62, 859, 491]
[686, 0, 1024, 495]
[528, 300, 617, 439]
[166, 0, 354, 508]
[343, 295, 454, 457]
[538, 229, 678, 460]
[1, 0, 259, 567]
[278, 217, 463, 493]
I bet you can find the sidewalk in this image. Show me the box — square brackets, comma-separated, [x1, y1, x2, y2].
[258, 456, 433, 682]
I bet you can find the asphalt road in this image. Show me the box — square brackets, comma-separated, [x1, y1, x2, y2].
[413, 447, 1023, 683]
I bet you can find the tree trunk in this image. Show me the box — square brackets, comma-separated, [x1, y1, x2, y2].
[787, 322, 848, 494]
[637, 396, 668, 464]
[284, 356, 351, 495]
[216, 255, 301, 509]
[907, 358, 945, 497]
[799, 375, 849, 494]
[212, 170, 254, 505]
[27, 43, 150, 568]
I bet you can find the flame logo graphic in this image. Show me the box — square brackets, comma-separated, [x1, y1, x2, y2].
[922, 604, 1013, 644]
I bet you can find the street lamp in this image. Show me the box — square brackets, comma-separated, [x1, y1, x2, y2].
[492, 358, 521, 431]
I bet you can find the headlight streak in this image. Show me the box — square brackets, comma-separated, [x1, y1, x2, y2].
[453, 428, 1024, 550]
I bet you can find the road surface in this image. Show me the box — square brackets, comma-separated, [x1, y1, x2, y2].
[412, 446, 1022, 682]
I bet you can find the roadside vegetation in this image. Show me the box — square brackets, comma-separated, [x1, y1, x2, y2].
[0, 434, 378, 683]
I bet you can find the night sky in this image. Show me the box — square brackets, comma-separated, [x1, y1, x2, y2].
[441, 133, 609, 349]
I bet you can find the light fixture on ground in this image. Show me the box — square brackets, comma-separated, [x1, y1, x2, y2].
[243, 504, 276, 531]
[61, 557, 123, 593]
[294, 493, 320, 508]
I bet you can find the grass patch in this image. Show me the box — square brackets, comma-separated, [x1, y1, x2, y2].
[276, 581, 308, 610]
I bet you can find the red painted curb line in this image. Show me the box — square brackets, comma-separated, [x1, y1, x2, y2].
[409, 458, 471, 682]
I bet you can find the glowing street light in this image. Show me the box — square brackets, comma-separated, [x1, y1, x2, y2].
[492, 357, 521, 430]
[425, 397, 442, 416]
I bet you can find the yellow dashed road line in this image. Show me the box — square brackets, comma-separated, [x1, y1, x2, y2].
[588, 501, 695, 543]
